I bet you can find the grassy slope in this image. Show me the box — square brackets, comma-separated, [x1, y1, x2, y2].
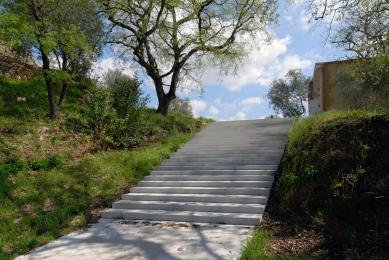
[242, 109, 389, 259]
[0, 77, 214, 259]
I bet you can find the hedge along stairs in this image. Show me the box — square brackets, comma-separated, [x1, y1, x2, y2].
[101, 118, 294, 225]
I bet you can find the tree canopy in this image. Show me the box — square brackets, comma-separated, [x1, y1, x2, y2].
[99, 0, 278, 116]
[169, 96, 193, 117]
[266, 69, 310, 117]
[0, 0, 104, 119]
[302, 0, 389, 104]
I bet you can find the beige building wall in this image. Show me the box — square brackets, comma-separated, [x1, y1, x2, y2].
[309, 60, 354, 115]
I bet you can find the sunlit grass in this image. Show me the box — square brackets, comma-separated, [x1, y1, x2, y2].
[0, 132, 194, 259]
[288, 109, 389, 151]
[0, 76, 214, 259]
[240, 229, 276, 259]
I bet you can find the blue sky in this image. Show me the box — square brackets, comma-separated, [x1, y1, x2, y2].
[95, 2, 343, 121]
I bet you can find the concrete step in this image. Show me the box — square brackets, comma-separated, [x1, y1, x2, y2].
[164, 156, 282, 162]
[100, 209, 262, 225]
[169, 150, 285, 156]
[121, 193, 269, 204]
[101, 118, 294, 226]
[182, 139, 287, 143]
[186, 134, 288, 139]
[149, 170, 275, 175]
[130, 187, 271, 196]
[160, 160, 281, 166]
[177, 146, 286, 151]
[112, 201, 265, 214]
[144, 175, 274, 181]
[155, 165, 278, 171]
[137, 180, 273, 188]
[180, 141, 287, 147]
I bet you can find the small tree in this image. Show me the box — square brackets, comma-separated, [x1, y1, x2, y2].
[88, 73, 150, 148]
[51, 0, 105, 107]
[266, 69, 311, 117]
[331, 62, 389, 110]
[0, 0, 104, 118]
[169, 96, 193, 117]
[301, 0, 389, 96]
[102, 68, 132, 89]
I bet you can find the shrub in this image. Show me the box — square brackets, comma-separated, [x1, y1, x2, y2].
[168, 96, 193, 117]
[87, 75, 150, 148]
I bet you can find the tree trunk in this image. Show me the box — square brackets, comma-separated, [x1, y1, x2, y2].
[58, 81, 68, 107]
[58, 56, 69, 107]
[155, 79, 176, 116]
[41, 50, 59, 120]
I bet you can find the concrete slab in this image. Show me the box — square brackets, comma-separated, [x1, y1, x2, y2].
[16, 219, 253, 260]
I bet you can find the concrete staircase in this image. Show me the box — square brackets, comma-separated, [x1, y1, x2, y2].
[101, 118, 294, 225]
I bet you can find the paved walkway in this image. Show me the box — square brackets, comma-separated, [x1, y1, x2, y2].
[16, 118, 294, 259]
[16, 219, 252, 260]
[102, 118, 294, 225]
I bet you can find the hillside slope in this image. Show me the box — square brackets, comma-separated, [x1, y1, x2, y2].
[0, 76, 213, 259]
[255, 110, 389, 259]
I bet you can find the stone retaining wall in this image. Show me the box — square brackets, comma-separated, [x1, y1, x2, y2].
[0, 52, 39, 80]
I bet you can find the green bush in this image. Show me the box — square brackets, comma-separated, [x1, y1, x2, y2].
[87, 87, 115, 135]
[27, 158, 49, 171]
[110, 76, 150, 118]
[87, 76, 150, 148]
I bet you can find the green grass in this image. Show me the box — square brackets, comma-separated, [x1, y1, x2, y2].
[240, 229, 276, 259]
[242, 109, 389, 258]
[0, 76, 214, 259]
[287, 109, 389, 150]
[275, 108, 389, 251]
[0, 132, 195, 259]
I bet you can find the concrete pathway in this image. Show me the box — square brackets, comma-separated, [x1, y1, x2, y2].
[16, 220, 253, 260]
[16, 118, 294, 260]
[102, 118, 294, 225]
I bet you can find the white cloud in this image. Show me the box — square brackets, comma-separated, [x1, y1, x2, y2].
[214, 98, 240, 112]
[229, 112, 246, 121]
[241, 97, 265, 106]
[271, 55, 313, 80]
[190, 100, 207, 117]
[92, 57, 135, 81]
[240, 97, 265, 112]
[202, 35, 313, 91]
[208, 106, 219, 115]
[299, 10, 311, 31]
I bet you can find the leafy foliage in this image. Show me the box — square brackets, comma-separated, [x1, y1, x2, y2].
[168, 96, 194, 117]
[0, 0, 104, 119]
[302, 0, 389, 100]
[99, 0, 279, 115]
[331, 60, 389, 110]
[266, 69, 311, 117]
[276, 109, 389, 247]
[0, 75, 212, 260]
[87, 75, 150, 148]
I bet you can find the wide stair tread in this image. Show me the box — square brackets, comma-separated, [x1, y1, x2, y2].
[101, 209, 262, 225]
[144, 175, 274, 181]
[121, 193, 269, 204]
[112, 200, 265, 214]
[137, 180, 273, 187]
[101, 118, 294, 226]
[130, 187, 271, 196]
[149, 170, 276, 175]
